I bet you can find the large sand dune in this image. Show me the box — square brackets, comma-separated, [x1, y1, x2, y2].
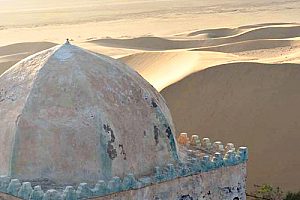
[0, 42, 56, 74]
[192, 39, 300, 53]
[161, 62, 300, 192]
[120, 51, 244, 91]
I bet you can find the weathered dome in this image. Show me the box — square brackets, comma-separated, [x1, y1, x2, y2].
[0, 43, 178, 186]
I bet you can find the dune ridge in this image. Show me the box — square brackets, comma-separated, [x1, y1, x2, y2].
[160, 62, 300, 192]
[0, 42, 57, 75]
[120, 51, 244, 91]
[191, 39, 300, 53]
[89, 25, 300, 51]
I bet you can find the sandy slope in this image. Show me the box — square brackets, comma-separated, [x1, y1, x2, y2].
[161, 62, 300, 191]
[0, 42, 57, 74]
[120, 51, 244, 91]
[89, 25, 300, 51]
[191, 39, 300, 53]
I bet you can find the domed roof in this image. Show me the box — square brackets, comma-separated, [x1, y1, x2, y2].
[0, 42, 178, 186]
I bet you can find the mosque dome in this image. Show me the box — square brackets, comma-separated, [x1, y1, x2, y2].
[0, 42, 179, 186]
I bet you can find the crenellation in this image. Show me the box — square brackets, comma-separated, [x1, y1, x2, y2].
[226, 143, 235, 151]
[224, 150, 235, 165]
[62, 186, 77, 200]
[0, 175, 10, 193]
[137, 177, 152, 188]
[213, 141, 222, 149]
[7, 179, 21, 196]
[43, 189, 61, 200]
[122, 173, 138, 191]
[107, 177, 122, 193]
[165, 163, 177, 180]
[92, 181, 108, 197]
[154, 166, 165, 182]
[219, 144, 225, 153]
[202, 137, 212, 150]
[177, 162, 190, 177]
[213, 141, 225, 153]
[238, 147, 248, 161]
[177, 133, 190, 145]
[190, 135, 201, 147]
[76, 183, 93, 199]
[212, 152, 225, 168]
[29, 186, 44, 200]
[201, 155, 214, 171]
[189, 157, 201, 173]
[18, 182, 33, 200]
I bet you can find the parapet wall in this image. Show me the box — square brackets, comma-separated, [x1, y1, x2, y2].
[0, 135, 248, 200]
[93, 163, 246, 200]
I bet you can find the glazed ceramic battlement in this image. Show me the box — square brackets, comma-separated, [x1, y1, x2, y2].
[177, 133, 247, 160]
[0, 133, 248, 200]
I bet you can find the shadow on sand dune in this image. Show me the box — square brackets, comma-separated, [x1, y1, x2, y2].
[161, 62, 300, 192]
[0, 42, 57, 75]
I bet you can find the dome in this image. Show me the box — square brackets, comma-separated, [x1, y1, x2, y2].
[0, 42, 178, 186]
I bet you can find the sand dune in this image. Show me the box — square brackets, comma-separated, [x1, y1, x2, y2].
[0, 42, 57, 57]
[120, 40, 300, 91]
[120, 51, 244, 91]
[230, 26, 300, 41]
[160, 62, 300, 192]
[192, 39, 300, 53]
[237, 22, 299, 29]
[187, 28, 241, 38]
[89, 37, 199, 51]
[0, 42, 57, 74]
[89, 25, 300, 51]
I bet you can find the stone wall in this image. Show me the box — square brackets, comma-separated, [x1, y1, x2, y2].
[93, 163, 247, 200]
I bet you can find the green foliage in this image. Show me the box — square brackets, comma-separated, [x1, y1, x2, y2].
[254, 184, 284, 200]
[251, 184, 300, 200]
[284, 191, 300, 200]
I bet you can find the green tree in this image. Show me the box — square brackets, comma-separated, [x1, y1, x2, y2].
[284, 191, 300, 200]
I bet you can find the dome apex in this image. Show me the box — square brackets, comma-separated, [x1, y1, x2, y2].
[65, 39, 70, 45]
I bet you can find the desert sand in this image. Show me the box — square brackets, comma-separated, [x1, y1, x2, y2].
[0, 0, 300, 193]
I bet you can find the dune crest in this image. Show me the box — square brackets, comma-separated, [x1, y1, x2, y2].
[0, 42, 57, 75]
[120, 51, 243, 91]
[89, 25, 300, 51]
[161, 62, 300, 192]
